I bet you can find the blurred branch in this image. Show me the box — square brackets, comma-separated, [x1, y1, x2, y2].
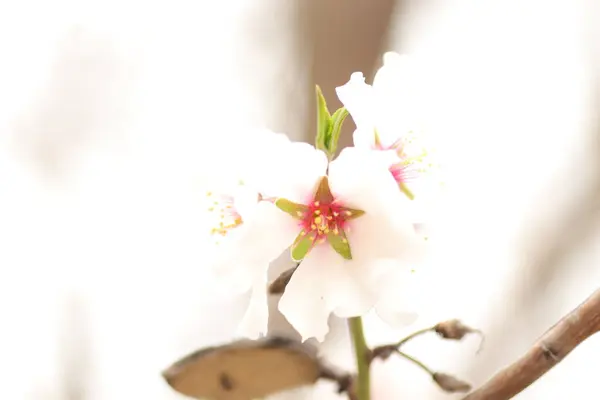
[463, 288, 600, 400]
[469, 62, 600, 382]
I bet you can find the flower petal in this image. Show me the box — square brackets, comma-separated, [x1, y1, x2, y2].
[208, 201, 299, 294]
[373, 260, 420, 328]
[329, 145, 426, 283]
[372, 52, 426, 146]
[352, 127, 376, 149]
[239, 201, 300, 263]
[278, 246, 339, 342]
[237, 271, 270, 339]
[328, 256, 381, 318]
[261, 142, 328, 203]
[329, 146, 406, 217]
[336, 72, 376, 132]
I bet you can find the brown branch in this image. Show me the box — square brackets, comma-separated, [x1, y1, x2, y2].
[463, 288, 600, 400]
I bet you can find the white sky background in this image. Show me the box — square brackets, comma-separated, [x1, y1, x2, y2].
[0, 0, 599, 399]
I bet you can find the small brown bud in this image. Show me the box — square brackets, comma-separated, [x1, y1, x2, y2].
[268, 266, 298, 294]
[434, 319, 476, 340]
[370, 345, 398, 361]
[432, 372, 472, 393]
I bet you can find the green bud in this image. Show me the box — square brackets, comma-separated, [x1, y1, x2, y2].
[314, 85, 349, 159]
[326, 107, 349, 157]
[315, 85, 332, 155]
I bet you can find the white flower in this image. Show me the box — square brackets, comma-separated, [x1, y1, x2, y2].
[267, 143, 425, 341]
[202, 129, 299, 339]
[336, 52, 438, 204]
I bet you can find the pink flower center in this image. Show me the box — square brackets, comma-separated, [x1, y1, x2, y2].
[373, 133, 428, 186]
[298, 200, 354, 244]
[275, 176, 365, 261]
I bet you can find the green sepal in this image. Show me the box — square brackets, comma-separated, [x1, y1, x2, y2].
[327, 230, 352, 260]
[338, 207, 365, 220]
[275, 198, 308, 219]
[314, 176, 334, 204]
[315, 85, 332, 154]
[291, 232, 315, 262]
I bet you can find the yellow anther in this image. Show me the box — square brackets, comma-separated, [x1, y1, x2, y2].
[314, 201, 320, 207]
[300, 230, 307, 236]
[327, 216, 333, 220]
[314, 216, 322, 224]
[311, 224, 317, 230]
[314, 209, 321, 215]
[208, 207, 214, 212]
[296, 211, 304, 217]
[333, 227, 339, 235]
[206, 191, 213, 197]
[345, 211, 352, 216]
[333, 212, 339, 217]
[342, 238, 348, 243]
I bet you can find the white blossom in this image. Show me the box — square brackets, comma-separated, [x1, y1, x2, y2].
[268, 143, 425, 341]
[336, 52, 439, 206]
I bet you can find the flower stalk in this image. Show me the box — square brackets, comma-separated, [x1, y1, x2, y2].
[348, 317, 370, 400]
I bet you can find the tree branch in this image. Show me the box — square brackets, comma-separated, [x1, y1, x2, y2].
[463, 288, 600, 400]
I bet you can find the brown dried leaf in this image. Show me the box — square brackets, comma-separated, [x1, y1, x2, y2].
[162, 337, 322, 400]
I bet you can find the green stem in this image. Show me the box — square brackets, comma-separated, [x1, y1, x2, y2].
[396, 326, 433, 347]
[396, 351, 435, 375]
[348, 317, 370, 400]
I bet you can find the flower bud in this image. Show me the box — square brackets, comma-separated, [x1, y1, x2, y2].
[432, 372, 472, 393]
[434, 319, 476, 340]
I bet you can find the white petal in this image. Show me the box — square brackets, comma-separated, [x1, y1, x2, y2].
[372, 53, 425, 147]
[329, 256, 381, 318]
[237, 271, 270, 339]
[209, 258, 256, 294]
[329, 147, 403, 215]
[208, 201, 298, 294]
[264, 142, 328, 203]
[352, 127, 376, 150]
[329, 146, 426, 275]
[373, 260, 420, 328]
[240, 201, 300, 264]
[335, 72, 377, 132]
[278, 246, 338, 342]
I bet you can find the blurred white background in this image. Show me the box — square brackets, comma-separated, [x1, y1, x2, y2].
[1, 0, 599, 399]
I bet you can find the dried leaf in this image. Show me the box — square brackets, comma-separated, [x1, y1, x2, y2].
[162, 337, 323, 400]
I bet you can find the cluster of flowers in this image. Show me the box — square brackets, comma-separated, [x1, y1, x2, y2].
[204, 52, 436, 342]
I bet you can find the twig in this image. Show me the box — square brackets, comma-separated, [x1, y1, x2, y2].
[463, 288, 600, 400]
[370, 320, 477, 394]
